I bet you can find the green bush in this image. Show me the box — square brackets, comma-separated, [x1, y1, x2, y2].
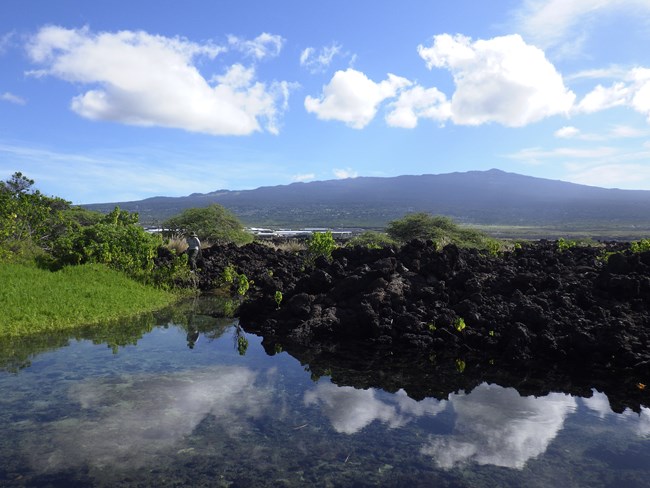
[308, 231, 337, 261]
[346, 231, 396, 249]
[52, 207, 161, 280]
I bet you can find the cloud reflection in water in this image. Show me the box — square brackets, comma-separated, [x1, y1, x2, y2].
[421, 383, 576, 469]
[29, 366, 274, 471]
[303, 381, 446, 434]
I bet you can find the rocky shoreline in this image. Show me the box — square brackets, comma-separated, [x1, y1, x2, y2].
[195, 240, 650, 411]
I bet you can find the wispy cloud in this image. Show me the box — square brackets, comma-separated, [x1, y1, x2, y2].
[228, 32, 284, 60]
[512, 0, 650, 52]
[554, 125, 647, 140]
[300, 43, 343, 73]
[333, 167, 358, 179]
[1, 92, 26, 105]
[291, 173, 316, 182]
[0, 140, 286, 203]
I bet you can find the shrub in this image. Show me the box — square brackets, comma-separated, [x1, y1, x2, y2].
[346, 231, 396, 249]
[308, 231, 337, 261]
[52, 207, 161, 280]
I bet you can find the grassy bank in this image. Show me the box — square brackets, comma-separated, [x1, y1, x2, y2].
[0, 263, 181, 337]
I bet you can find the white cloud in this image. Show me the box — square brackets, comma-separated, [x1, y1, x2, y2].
[300, 43, 342, 73]
[421, 383, 576, 469]
[555, 126, 581, 138]
[305, 68, 411, 129]
[513, 0, 650, 51]
[576, 82, 629, 113]
[565, 162, 650, 187]
[292, 173, 316, 182]
[1, 92, 26, 105]
[555, 124, 647, 140]
[333, 167, 358, 179]
[26, 26, 292, 136]
[417, 34, 575, 127]
[228, 32, 284, 60]
[386, 85, 451, 128]
[0, 32, 14, 54]
[571, 68, 650, 121]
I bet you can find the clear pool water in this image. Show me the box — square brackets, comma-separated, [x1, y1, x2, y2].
[1, 299, 649, 487]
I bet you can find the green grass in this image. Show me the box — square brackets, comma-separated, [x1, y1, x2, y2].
[0, 262, 179, 337]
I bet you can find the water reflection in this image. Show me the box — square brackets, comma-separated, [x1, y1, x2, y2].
[1, 300, 650, 486]
[304, 382, 446, 434]
[27, 366, 274, 472]
[421, 383, 576, 469]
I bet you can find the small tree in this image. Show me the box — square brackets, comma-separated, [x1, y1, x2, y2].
[386, 212, 499, 251]
[0, 172, 72, 259]
[163, 204, 252, 245]
[308, 231, 337, 261]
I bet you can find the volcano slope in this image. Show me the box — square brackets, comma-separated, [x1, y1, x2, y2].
[196, 240, 650, 412]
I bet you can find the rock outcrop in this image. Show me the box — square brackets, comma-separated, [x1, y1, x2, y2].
[196, 240, 650, 411]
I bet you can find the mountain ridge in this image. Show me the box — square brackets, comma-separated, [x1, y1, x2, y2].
[83, 169, 650, 231]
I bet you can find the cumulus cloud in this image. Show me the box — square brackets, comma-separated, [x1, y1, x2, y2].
[1, 91, 26, 105]
[417, 34, 575, 127]
[300, 43, 342, 73]
[304, 68, 411, 129]
[569, 68, 650, 121]
[228, 32, 284, 60]
[26, 26, 292, 136]
[421, 383, 576, 469]
[304, 382, 445, 434]
[385, 85, 451, 128]
[513, 0, 650, 51]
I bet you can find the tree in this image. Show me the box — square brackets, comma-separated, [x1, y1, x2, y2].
[386, 212, 498, 250]
[163, 204, 252, 245]
[0, 172, 72, 257]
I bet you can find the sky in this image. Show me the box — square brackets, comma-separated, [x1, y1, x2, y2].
[2, 0, 650, 204]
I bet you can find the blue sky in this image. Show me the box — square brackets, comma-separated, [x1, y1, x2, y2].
[2, 0, 650, 204]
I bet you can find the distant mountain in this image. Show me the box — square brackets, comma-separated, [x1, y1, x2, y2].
[83, 169, 650, 231]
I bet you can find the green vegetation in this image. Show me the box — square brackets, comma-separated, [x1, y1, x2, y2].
[630, 238, 650, 253]
[274, 290, 283, 308]
[386, 213, 500, 251]
[454, 317, 467, 332]
[308, 230, 337, 261]
[0, 263, 175, 337]
[346, 230, 397, 249]
[163, 204, 253, 245]
[0, 172, 198, 337]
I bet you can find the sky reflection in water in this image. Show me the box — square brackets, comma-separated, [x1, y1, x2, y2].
[1, 316, 649, 487]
